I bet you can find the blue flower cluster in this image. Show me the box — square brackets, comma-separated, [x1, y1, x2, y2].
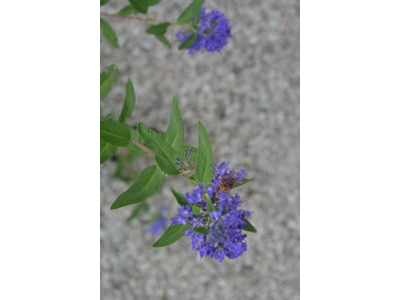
[177, 7, 232, 54]
[171, 160, 251, 262]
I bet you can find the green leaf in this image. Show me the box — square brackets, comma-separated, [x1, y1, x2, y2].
[100, 105, 103, 118]
[100, 139, 118, 164]
[242, 219, 257, 233]
[128, 0, 148, 14]
[100, 18, 120, 49]
[171, 188, 187, 206]
[165, 97, 184, 151]
[194, 227, 209, 234]
[204, 29, 215, 34]
[194, 121, 215, 185]
[146, 23, 170, 35]
[100, 65, 119, 101]
[105, 113, 115, 121]
[233, 177, 254, 188]
[125, 201, 148, 223]
[138, 122, 180, 175]
[118, 79, 136, 123]
[100, 120, 131, 147]
[111, 165, 164, 209]
[155, 35, 171, 48]
[147, 0, 162, 6]
[191, 205, 200, 215]
[177, 0, 204, 24]
[178, 33, 197, 50]
[207, 198, 217, 212]
[118, 5, 138, 15]
[137, 122, 156, 149]
[152, 224, 192, 247]
[192, 0, 203, 26]
[100, 0, 110, 5]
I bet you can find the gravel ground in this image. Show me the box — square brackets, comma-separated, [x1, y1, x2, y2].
[101, 0, 299, 299]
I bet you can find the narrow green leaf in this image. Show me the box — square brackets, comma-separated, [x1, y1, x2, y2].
[233, 177, 254, 188]
[207, 198, 217, 212]
[100, 18, 120, 49]
[100, 65, 119, 101]
[111, 165, 164, 209]
[178, 33, 197, 50]
[128, 0, 148, 14]
[192, 0, 203, 26]
[100, 120, 131, 147]
[118, 79, 136, 123]
[100, 105, 103, 118]
[171, 188, 187, 206]
[138, 122, 180, 175]
[152, 224, 192, 247]
[177, 0, 204, 24]
[146, 22, 170, 35]
[100, 139, 118, 164]
[194, 121, 215, 185]
[242, 219, 257, 233]
[125, 201, 148, 223]
[105, 113, 115, 121]
[165, 97, 184, 151]
[100, 0, 110, 5]
[194, 227, 209, 234]
[147, 0, 162, 6]
[154, 34, 171, 48]
[137, 122, 156, 148]
[118, 5, 138, 15]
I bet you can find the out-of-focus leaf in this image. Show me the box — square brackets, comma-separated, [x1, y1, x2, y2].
[125, 201, 149, 223]
[100, 0, 110, 6]
[100, 65, 119, 101]
[100, 18, 120, 49]
[100, 139, 118, 164]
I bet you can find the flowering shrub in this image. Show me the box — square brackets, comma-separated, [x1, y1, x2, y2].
[100, 0, 256, 262]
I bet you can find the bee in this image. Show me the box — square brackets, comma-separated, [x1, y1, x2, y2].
[216, 174, 237, 195]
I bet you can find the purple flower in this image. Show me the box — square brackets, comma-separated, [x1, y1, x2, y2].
[147, 215, 168, 236]
[170, 160, 252, 262]
[177, 7, 232, 54]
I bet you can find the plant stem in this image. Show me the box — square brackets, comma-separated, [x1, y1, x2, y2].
[133, 140, 155, 157]
[100, 12, 195, 32]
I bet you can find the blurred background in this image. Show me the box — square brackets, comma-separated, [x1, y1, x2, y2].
[101, 0, 299, 299]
